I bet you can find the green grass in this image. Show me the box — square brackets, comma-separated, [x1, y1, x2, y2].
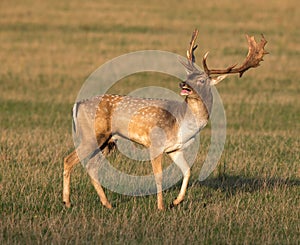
[0, 0, 299, 244]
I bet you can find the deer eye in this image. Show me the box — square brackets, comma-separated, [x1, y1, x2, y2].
[197, 79, 205, 84]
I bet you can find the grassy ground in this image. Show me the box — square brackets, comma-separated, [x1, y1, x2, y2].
[0, 0, 299, 244]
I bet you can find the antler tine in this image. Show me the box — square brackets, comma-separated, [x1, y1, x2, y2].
[203, 34, 268, 77]
[203, 52, 238, 76]
[202, 52, 210, 75]
[187, 29, 199, 63]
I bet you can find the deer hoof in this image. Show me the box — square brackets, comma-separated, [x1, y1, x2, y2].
[169, 202, 175, 209]
[158, 205, 165, 211]
[103, 202, 113, 209]
[63, 201, 71, 208]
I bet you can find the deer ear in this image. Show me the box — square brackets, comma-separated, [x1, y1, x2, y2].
[179, 59, 195, 74]
[210, 75, 228, 85]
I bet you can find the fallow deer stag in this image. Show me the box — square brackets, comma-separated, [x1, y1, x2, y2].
[63, 29, 268, 210]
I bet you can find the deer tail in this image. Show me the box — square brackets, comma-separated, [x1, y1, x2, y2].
[72, 102, 80, 134]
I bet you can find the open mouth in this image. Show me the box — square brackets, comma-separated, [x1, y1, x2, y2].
[180, 83, 193, 95]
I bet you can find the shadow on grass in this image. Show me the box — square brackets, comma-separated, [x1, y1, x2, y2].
[197, 174, 300, 196]
[87, 175, 299, 208]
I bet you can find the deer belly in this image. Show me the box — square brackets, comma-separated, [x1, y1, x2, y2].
[165, 137, 195, 153]
[112, 114, 179, 150]
[111, 115, 151, 147]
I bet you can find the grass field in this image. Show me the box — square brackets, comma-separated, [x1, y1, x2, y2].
[0, 0, 299, 244]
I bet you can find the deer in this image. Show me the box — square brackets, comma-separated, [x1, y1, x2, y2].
[63, 29, 268, 210]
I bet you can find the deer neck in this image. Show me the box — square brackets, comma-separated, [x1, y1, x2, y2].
[184, 96, 211, 126]
[168, 96, 210, 147]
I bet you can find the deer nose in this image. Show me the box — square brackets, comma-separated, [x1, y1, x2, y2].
[180, 82, 186, 88]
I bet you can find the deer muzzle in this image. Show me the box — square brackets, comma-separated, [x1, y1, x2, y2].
[180, 82, 192, 95]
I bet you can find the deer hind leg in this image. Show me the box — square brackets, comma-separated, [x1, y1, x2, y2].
[168, 150, 191, 207]
[63, 135, 114, 209]
[151, 154, 164, 210]
[89, 176, 112, 209]
[63, 150, 80, 208]
[85, 134, 113, 209]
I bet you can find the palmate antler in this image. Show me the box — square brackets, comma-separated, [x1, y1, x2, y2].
[202, 34, 268, 77]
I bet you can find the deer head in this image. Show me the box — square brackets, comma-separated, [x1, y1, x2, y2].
[180, 29, 268, 112]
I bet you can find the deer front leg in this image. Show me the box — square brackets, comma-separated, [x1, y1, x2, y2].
[63, 150, 80, 208]
[151, 154, 164, 210]
[168, 150, 191, 208]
